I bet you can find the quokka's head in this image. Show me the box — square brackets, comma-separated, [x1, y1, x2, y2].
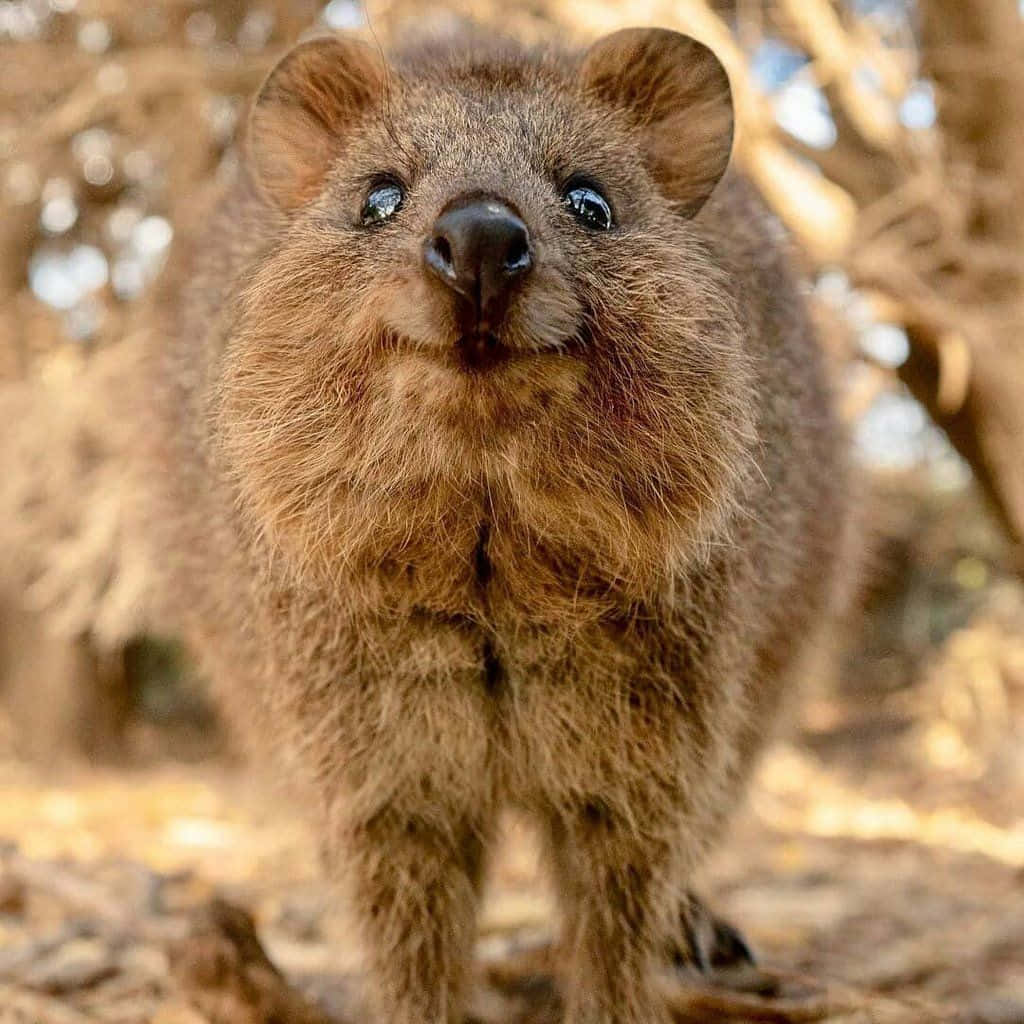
[217, 26, 758, 597]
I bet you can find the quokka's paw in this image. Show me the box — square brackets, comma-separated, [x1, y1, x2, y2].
[668, 891, 776, 995]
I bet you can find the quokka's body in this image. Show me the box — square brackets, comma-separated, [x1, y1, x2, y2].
[134, 24, 857, 1024]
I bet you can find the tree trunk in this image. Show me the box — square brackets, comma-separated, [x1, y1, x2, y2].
[0, 595, 131, 762]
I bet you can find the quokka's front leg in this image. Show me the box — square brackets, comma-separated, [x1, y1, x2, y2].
[544, 805, 679, 1024]
[337, 805, 490, 1024]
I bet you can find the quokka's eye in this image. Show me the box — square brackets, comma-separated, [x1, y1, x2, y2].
[360, 180, 405, 226]
[562, 178, 614, 231]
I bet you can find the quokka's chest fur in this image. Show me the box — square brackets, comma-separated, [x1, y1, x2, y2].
[290, 489, 732, 735]
[318, 494, 697, 635]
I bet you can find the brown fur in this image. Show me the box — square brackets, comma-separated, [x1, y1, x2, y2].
[133, 26, 857, 1024]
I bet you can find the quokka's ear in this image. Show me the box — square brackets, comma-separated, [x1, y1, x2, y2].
[580, 28, 734, 218]
[248, 35, 386, 211]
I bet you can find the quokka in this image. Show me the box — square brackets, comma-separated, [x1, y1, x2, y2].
[130, 24, 858, 1024]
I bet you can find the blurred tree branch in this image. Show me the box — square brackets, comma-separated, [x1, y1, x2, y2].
[878, 0, 1024, 565]
[708, 0, 1024, 567]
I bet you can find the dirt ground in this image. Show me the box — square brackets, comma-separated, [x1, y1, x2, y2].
[1, 712, 1022, 1024]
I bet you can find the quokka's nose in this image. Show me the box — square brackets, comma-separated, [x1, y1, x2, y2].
[423, 199, 533, 328]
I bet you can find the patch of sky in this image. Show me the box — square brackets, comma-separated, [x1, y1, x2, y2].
[29, 244, 108, 312]
[39, 177, 78, 235]
[322, 0, 364, 31]
[844, 0, 907, 17]
[774, 78, 838, 149]
[40, 194, 78, 235]
[855, 389, 971, 488]
[0, 2, 45, 40]
[817, 271, 909, 369]
[77, 17, 111, 54]
[860, 323, 910, 368]
[900, 81, 936, 130]
[111, 215, 174, 300]
[750, 37, 808, 93]
[72, 128, 116, 188]
[844, 0, 910, 35]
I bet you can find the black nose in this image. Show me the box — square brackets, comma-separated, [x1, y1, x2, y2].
[423, 199, 533, 329]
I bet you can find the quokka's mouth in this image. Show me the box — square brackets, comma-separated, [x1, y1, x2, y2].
[379, 326, 574, 375]
[448, 330, 573, 373]
[454, 331, 509, 372]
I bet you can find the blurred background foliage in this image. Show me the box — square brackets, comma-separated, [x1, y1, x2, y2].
[0, 2, 1022, 1022]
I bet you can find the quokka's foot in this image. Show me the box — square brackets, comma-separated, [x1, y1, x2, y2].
[669, 891, 776, 995]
